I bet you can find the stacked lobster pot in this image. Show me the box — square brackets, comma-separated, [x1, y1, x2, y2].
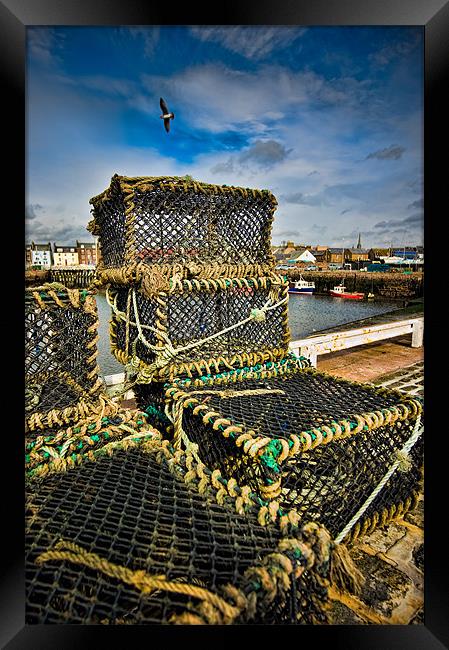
[88, 175, 424, 548]
[25, 284, 156, 476]
[88, 175, 304, 432]
[26, 432, 349, 625]
[164, 367, 424, 543]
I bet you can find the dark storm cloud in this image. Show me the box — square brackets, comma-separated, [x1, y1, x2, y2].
[283, 182, 369, 207]
[407, 198, 424, 210]
[210, 158, 235, 174]
[310, 223, 328, 235]
[25, 203, 44, 220]
[26, 220, 92, 245]
[282, 191, 325, 206]
[272, 229, 300, 238]
[239, 140, 291, 167]
[374, 213, 423, 230]
[211, 139, 290, 175]
[365, 145, 405, 161]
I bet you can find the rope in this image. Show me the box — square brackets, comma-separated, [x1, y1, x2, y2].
[170, 388, 285, 451]
[107, 285, 288, 377]
[35, 540, 240, 621]
[34, 523, 331, 625]
[333, 415, 423, 545]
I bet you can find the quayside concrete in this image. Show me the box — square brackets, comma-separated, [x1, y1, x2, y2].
[317, 334, 424, 384]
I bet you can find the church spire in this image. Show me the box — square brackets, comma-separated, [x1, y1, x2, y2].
[357, 232, 362, 249]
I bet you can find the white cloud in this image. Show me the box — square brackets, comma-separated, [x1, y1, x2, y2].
[26, 42, 423, 249]
[27, 28, 65, 66]
[141, 63, 380, 139]
[190, 26, 306, 60]
[125, 27, 160, 57]
[370, 32, 421, 68]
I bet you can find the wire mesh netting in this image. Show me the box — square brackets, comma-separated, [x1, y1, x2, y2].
[165, 368, 423, 540]
[25, 286, 103, 431]
[88, 175, 277, 274]
[108, 276, 290, 380]
[26, 440, 334, 625]
[133, 357, 313, 436]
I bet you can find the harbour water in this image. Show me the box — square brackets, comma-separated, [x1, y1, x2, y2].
[95, 291, 402, 377]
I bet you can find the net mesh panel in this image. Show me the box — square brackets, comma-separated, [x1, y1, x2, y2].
[25, 290, 100, 420]
[89, 181, 127, 268]
[89, 176, 275, 269]
[176, 372, 423, 538]
[132, 356, 314, 435]
[112, 281, 288, 369]
[26, 447, 316, 624]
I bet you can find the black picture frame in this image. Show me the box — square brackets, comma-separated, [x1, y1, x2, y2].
[4, 1, 447, 647]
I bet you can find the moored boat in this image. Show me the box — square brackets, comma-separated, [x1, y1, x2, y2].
[288, 275, 315, 295]
[330, 284, 364, 300]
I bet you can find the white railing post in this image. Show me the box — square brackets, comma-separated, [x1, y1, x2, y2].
[411, 319, 424, 348]
[299, 345, 317, 367]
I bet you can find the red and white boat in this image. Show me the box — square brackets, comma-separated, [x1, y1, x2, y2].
[330, 284, 364, 300]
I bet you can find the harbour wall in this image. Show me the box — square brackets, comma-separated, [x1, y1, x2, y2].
[25, 268, 95, 288]
[24, 267, 424, 300]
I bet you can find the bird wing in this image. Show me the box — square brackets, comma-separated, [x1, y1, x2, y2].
[163, 118, 170, 133]
[160, 97, 168, 113]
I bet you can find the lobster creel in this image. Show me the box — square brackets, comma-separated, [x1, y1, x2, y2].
[88, 175, 278, 282]
[26, 435, 341, 624]
[107, 275, 291, 382]
[25, 285, 104, 433]
[164, 365, 423, 542]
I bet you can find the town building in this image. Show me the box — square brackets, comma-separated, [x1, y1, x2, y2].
[273, 247, 291, 262]
[309, 249, 327, 265]
[289, 249, 317, 267]
[369, 248, 390, 261]
[326, 248, 346, 264]
[25, 244, 33, 267]
[76, 240, 100, 266]
[27, 242, 53, 269]
[53, 244, 79, 267]
[346, 248, 370, 262]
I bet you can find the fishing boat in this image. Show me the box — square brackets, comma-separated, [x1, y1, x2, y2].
[330, 284, 364, 300]
[288, 275, 315, 295]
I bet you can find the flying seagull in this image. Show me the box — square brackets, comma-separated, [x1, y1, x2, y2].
[160, 97, 174, 133]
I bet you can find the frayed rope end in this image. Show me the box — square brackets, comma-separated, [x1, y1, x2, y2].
[330, 543, 364, 596]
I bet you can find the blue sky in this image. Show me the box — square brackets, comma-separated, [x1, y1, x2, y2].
[26, 25, 423, 248]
